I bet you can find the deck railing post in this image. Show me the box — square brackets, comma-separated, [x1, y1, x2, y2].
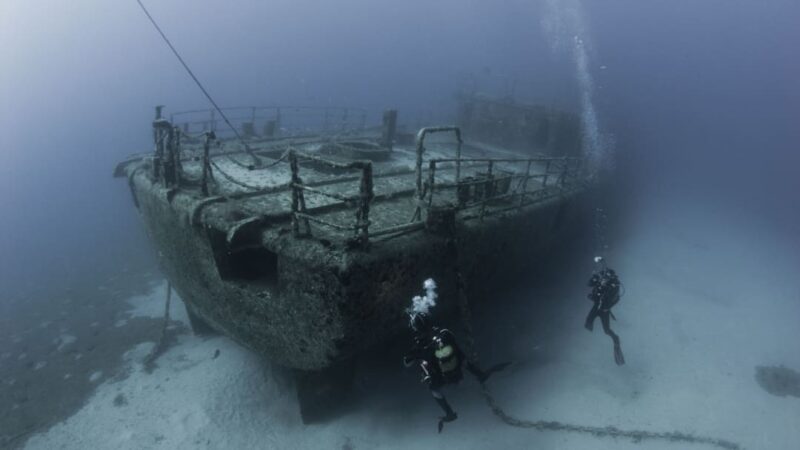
[559, 156, 568, 187]
[427, 160, 437, 208]
[411, 128, 426, 222]
[356, 162, 374, 244]
[480, 160, 493, 220]
[543, 160, 552, 187]
[455, 128, 463, 184]
[152, 119, 173, 183]
[413, 126, 463, 222]
[520, 159, 532, 207]
[172, 126, 182, 187]
[201, 131, 215, 196]
[152, 106, 164, 179]
[289, 151, 301, 237]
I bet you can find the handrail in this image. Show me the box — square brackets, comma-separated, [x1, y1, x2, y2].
[287, 150, 374, 245]
[412, 126, 463, 221]
[423, 153, 585, 219]
[168, 106, 369, 138]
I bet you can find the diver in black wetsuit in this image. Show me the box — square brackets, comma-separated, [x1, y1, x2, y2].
[403, 313, 508, 432]
[585, 256, 626, 365]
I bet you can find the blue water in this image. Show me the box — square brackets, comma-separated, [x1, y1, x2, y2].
[1, 1, 799, 448]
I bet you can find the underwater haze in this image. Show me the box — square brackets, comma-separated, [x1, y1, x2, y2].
[1, 0, 799, 449]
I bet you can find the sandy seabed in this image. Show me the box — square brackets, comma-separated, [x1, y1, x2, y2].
[25, 204, 800, 450]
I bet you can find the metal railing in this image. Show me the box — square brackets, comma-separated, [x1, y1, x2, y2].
[169, 106, 369, 139]
[288, 150, 374, 245]
[411, 126, 584, 222]
[422, 155, 583, 220]
[151, 116, 585, 245]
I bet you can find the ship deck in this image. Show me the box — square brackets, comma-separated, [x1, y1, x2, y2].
[129, 131, 586, 245]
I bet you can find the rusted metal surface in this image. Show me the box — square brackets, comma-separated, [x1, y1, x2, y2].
[115, 104, 592, 375]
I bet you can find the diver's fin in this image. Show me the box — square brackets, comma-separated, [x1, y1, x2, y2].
[437, 413, 457, 433]
[614, 344, 625, 366]
[435, 397, 457, 432]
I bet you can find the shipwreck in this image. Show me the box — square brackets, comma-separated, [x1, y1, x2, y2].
[114, 94, 592, 421]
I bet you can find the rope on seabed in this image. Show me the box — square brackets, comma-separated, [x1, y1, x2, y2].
[144, 282, 172, 371]
[448, 241, 743, 450]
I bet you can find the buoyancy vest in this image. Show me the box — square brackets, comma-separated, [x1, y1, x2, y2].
[435, 344, 459, 373]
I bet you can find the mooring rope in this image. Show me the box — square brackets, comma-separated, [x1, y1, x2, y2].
[447, 237, 742, 450]
[135, 0, 260, 168]
[207, 148, 292, 192]
[144, 282, 173, 371]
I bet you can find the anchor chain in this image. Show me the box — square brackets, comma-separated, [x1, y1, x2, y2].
[447, 234, 742, 450]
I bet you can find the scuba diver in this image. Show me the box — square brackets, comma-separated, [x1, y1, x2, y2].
[403, 312, 509, 432]
[584, 256, 626, 365]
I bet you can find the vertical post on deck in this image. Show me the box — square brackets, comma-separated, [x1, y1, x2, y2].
[289, 151, 300, 237]
[173, 126, 182, 187]
[426, 160, 437, 208]
[201, 131, 215, 196]
[152, 106, 165, 179]
[520, 159, 532, 207]
[480, 160, 493, 220]
[412, 129, 427, 222]
[381, 110, 398, 150]
[161, 125, 177, 186]
[356, 162, 374, 245]
[559, 156, 568, 187]
[543, 160, 552, 187]
[454, 128, 463, 184]
[152, 119, 173, 182]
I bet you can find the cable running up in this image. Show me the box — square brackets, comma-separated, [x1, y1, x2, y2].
[134, 0, 260, 167]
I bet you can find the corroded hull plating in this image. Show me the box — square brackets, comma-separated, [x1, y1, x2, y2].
[129, 166, 589, 371]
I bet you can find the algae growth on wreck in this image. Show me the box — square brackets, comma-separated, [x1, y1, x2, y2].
[1, 1, 799, 449]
